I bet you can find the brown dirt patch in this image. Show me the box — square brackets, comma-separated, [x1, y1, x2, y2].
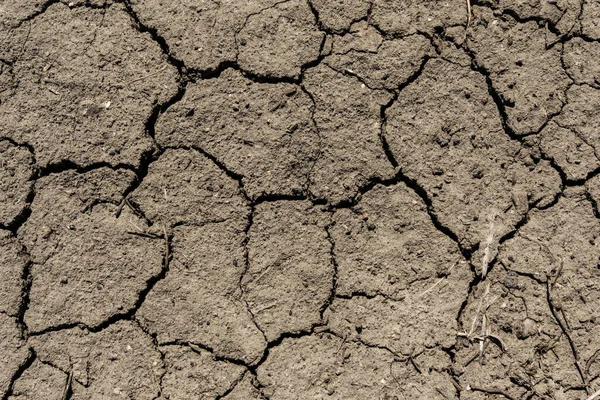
[1, 1, 600, 399]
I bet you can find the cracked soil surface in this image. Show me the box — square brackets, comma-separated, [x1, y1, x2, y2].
[1, 0, 600, 399]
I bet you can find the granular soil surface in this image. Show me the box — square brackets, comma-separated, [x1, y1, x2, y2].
[1, 0, 600, 399]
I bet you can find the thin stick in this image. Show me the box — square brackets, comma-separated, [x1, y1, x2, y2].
[162, 226, 170, 269]
[419, 262, 457, 297]
[464, 341, 488, 367]
[114, 198, 126, 218]
[465, 0, 472, 37]
[480, 212, 497, 279]
[436, 387, 451, 399]
[466, 0, 472, 27]
[587, 389, 600, 400]
[62, 369, 73, 400]
[479, 313, 487, 364]
[126, 231, 162, 239]
[468, 282, 490, 337]
[451, 378, 463, 392]
[547, 279, 589, 393]
[336, 333, 348, 354]
[124, 198, 143, 219]
[189, 343, 204, 355]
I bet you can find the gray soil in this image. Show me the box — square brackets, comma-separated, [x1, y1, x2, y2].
[1, 0, 600, 399]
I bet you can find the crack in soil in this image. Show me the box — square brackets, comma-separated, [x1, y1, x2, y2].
[4, 0, 600, 397]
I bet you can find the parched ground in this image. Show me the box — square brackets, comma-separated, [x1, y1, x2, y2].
[1, 0, 600, 399]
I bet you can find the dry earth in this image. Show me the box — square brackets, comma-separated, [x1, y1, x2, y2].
[1, 0, 600, 399]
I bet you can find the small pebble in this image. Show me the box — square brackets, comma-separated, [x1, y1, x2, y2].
[516, 318, 536, 339]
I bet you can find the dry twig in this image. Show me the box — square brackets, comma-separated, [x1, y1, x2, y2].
[419, 262, 458, 298]
[587, 389, 600, 400]
[465, 0, 472, 40]
[62, 368, 73, 400]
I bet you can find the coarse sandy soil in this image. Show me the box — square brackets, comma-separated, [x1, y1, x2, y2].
[1, 0, 600, 399]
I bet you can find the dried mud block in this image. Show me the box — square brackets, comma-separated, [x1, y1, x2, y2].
[0, 0, 115, 29]
[131, 149, 248, 228]
[0, 231, 26, 316]
[468, 7, 570, 136]
[222, 373, 263, 400]
[371, 0, 466, 35]
[582, 0, 600, 39]
[325, 32, 432, 90]
[243, 201, 332, 341]
[257, 334, 458, 399]
[310, 0, 371, 33]
[155, 69, 318, 200]
[19, 168, 166, 332]
[326, 288, 468, 357]
[540, 85, 600, 181]
[0, 141, 34, 227]
[500, 187, 599, 280]
[237, 0, 324, 78]
[304, 64, 394, 204]
[7, 359, 65, 400]
[129, 0, 279, 71]
[0, 3, 178, 168]
[160, 345, 245, 399]
[455, 265, 584, 398]
[0, 0, 42, 32]
[386, 58, 560, 253]
[496, 188, 600, 388]
[540, 124, 600, 182]
[0, 0, 116, 30]
[331, 183, 465, 298]
[563, 38, 600, 87]
[1, 315, 29, 399]
[0, 0, 110, 59]
[29, 321, 162, 399]
[137, 223, 267, 364]
[328, 182, 471, 359]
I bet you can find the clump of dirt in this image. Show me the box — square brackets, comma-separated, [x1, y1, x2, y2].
[154, 69, 319, 200]
[237, 0, 324, 78]
[2, 0, 600, 399]
[0, 2, 178, 168]
[303, 63, 394, 204]
[19, 168, 164, 332]
[386, 58, 560, 254]
[22, 321, 163, 399]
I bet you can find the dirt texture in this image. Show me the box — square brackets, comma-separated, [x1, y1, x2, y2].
[2, 0, 600, 399]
